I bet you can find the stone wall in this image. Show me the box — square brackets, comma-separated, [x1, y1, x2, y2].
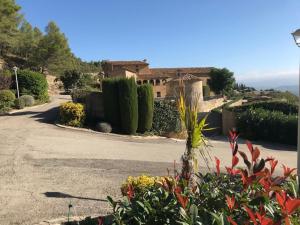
[201, 96, 225, 112]
[222, 108, 237, 135]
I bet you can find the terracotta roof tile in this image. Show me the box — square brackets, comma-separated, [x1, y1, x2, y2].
[103, 60, 148, 66]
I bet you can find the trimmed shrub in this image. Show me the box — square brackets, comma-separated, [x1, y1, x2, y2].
[137, 84, 154, 133]
[231, 101, 298, 115]
[202, 85, 210, 97]
[71, 89, 91, 104]
[0, 90, 16, 108]
[96, 122, 112, 133]
[118, 78, 138, 134]
[60, 102, 85, 127]
[102, 78, 121, 128]
[236, 107, 297, 145]
[152, 100, 181, 135]
[17, 70, 48, 102]
[14, 98, 25, 109]
[20, 95, 35, 106]
[60, 70, 81, 92]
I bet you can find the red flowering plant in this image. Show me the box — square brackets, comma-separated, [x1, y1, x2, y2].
[107, 130, 300, 225]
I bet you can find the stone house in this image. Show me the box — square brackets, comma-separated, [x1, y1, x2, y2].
[102, 60, 214, 99]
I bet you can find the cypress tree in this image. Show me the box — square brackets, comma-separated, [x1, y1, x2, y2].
[137, 84, 154, 133]
[118, 78, 138, 134]
[102, 78, 121, 128]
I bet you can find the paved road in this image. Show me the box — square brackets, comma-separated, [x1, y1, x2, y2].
[0, 95, 297, 225]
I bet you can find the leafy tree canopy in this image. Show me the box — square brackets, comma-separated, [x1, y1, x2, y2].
[208, 68, 235, 95]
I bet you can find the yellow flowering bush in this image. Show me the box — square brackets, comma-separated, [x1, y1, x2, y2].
[60, 101, 85, 127]
[121, 175, 174, 195]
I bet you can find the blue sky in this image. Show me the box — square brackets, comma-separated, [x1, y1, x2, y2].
[17, 0, 300, 88]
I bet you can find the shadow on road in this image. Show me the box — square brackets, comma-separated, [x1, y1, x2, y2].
[8, 106, 59, 124]
[43, 192, 107, 202]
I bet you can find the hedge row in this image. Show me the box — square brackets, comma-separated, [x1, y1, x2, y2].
[152, 100, 181, 135]
[231, 101, 298, 115]
[236, 107, 297, 145]
[102, 78, 153, 134]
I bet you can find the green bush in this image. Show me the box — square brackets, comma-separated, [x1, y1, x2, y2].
[202, 85, 210, 97]
[0, 90, 16, 108]
[14, 98, 25, 109]
[118, 78, 138, 134]
[152, 100, 181, 135]
[20, 95, 35, 106]
[71, 88, 91, 104]
[102, 78, 121, 128]
[17, 70, 48, 102]
[231, 101, 298, 115]
[60, 70, 81, 92]
[236, 107, 297, 145]
[137, 84, 154, 133]
[59, 102, 85, 127]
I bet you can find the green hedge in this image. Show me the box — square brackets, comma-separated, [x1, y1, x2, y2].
[118, 78, 138, 134]
[231, 101, 298, 115]
[102, 78, 121, 128]
[137, 84, 154, 133]
[17, 70, 48, 102]
[152, 100, 181, 135]
[236, 108, 297, 145]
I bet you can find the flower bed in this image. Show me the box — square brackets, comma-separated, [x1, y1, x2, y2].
[105, 132, 300, 225]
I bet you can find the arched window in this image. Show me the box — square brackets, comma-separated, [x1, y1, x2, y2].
[137, 80, 142, 85]
[143, 80, 148, 84]
[150, 80, 154, 85]
[155, 79, 161, 86]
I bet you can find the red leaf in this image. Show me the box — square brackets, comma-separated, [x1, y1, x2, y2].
[98, 216, 104, 225]
[252, 147, 260, 162]
[246, 140, 254, 154]
[227, 216, 238, 225]
[244, 206, 258, 225]
[282, 165, 296, 177]
[286, 198, 300, 215]
[175, 191, 189, 209]
[226, 195, 236, 211]
[232, 155, 239, 168]
[214, 157, 220, 175]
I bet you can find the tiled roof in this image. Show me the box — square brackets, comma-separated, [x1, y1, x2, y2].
[103, 60, 149, 66]
[137, 74, 171, 80]
[150, 67, 213, 75]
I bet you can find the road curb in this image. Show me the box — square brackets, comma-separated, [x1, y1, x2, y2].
[55, 123, 185, 142]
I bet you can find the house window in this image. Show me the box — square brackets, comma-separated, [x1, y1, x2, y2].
[157, 92, 161, 98]
[143, 80, 148, 84]
[155, 79, 161, 86]
[150, 80, 154, 85]
[137, 80, 142, 85]
[135, 65, 139, 72]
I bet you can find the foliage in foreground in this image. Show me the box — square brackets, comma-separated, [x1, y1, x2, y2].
[59, 101, 85, 127]
[106, 132, 300, 225]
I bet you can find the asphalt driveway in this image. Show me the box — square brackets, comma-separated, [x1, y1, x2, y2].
[0, 95, 297, 225]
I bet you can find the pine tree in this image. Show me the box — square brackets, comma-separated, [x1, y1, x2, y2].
[0, 0, 22, 56]
[32, 21, 74, 74]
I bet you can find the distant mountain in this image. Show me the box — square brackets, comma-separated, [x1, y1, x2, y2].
[275, 85, 298, 96]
